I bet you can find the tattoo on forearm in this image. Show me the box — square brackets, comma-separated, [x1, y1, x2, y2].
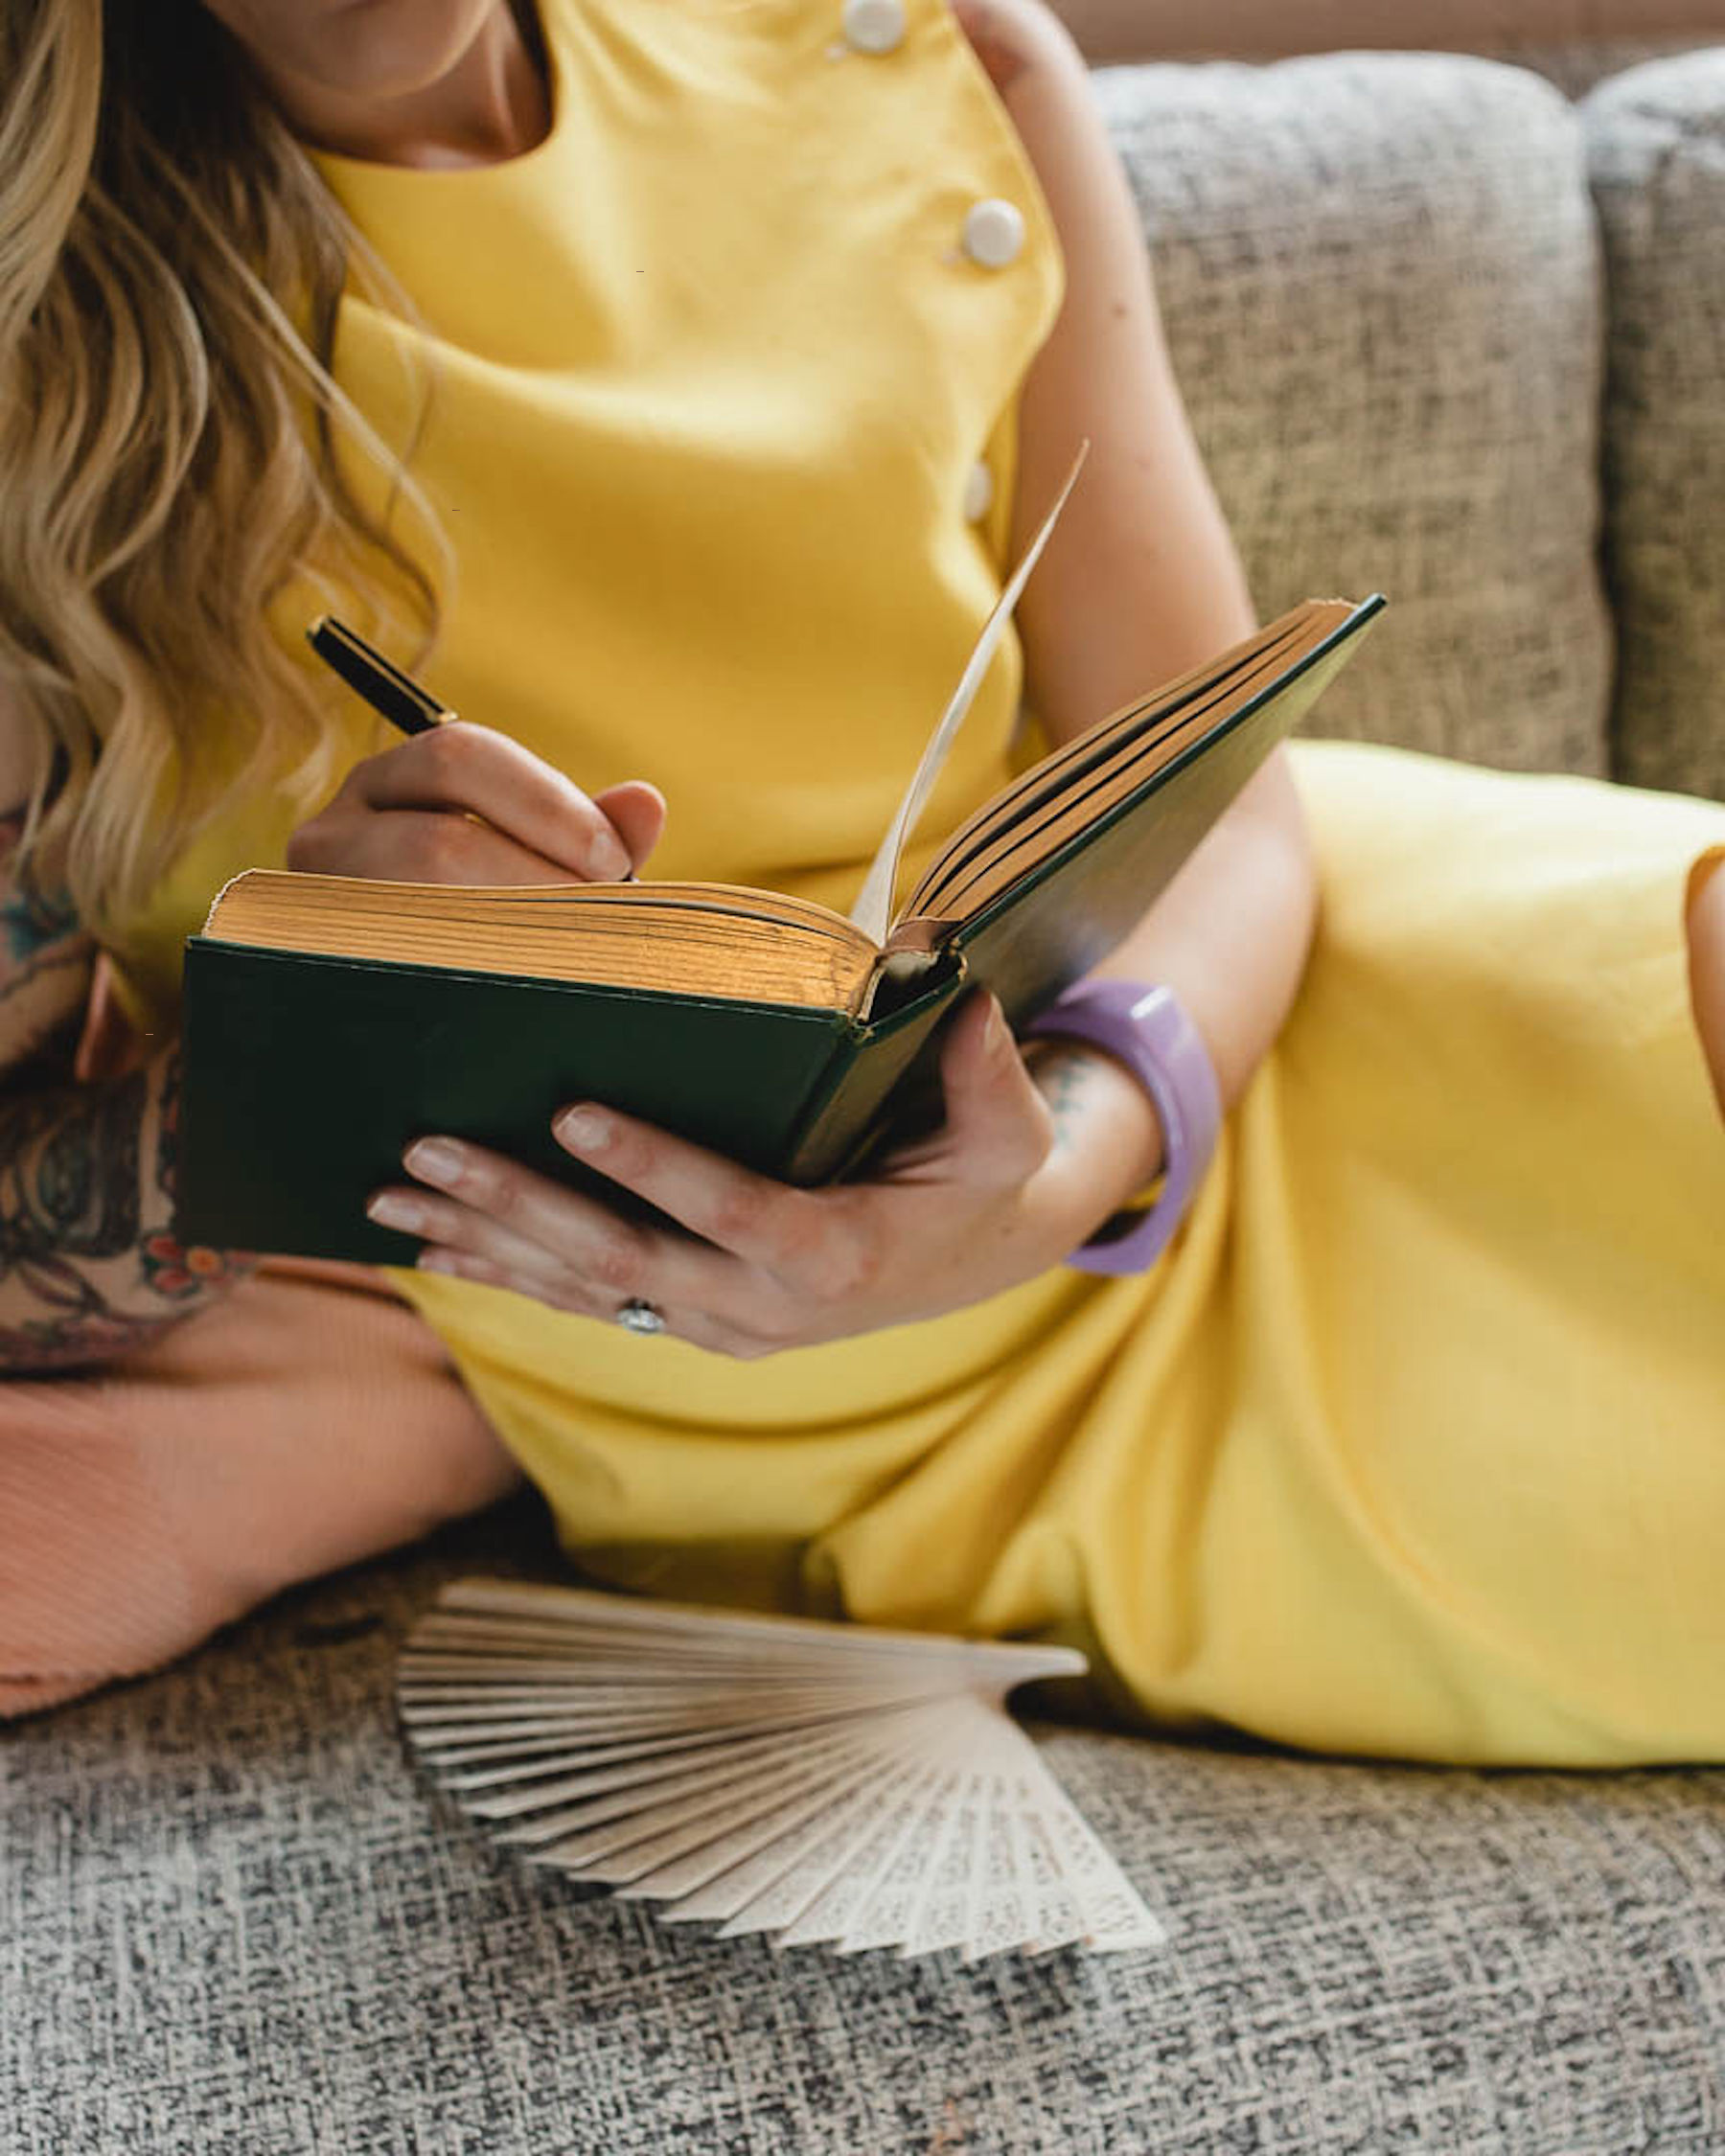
[0, 1073, 150, 1367]
[153, 1049, 183, 1197]
[0, 806, 93, 1089]
[1, 871, 80, 968]
[0, 1259, 171, 1369]
[0, 811, 246, 1365]
[0, 1070, 145, 1260]
[0, 1049, 246, 1370]
[0, 947, 90, 1088]
[1034, 1046, 1106, 1150]
[0, 801, 80, 964]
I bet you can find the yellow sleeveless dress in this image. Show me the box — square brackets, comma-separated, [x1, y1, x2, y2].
[110, 0, 1725, 1766]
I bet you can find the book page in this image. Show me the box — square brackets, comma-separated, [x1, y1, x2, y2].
[899, 1756, 992, 1959]
[847, 443, 1089, 947]
[676, 1705, 955, 1929]
[525, 1727, 882, 1870]
[504, 1723, 878, 1852]
[704, 1754, 933, 1936]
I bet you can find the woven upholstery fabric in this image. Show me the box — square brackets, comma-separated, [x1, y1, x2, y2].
[1094, 53, 1613, 776]
[6, 1502, 1724, 2156]
[1585, 51, 1725, 801]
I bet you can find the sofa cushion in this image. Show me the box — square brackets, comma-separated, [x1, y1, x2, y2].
[7, 1502, 1725, 2155]
[1584, 50, 1725, 802]
[1093, 54, 1613, 777]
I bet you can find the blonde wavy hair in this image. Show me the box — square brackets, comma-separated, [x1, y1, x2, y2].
[0, 0, 444, 934]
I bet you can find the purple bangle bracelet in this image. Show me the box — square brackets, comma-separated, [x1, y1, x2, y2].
[1020, 980, 1223, 1276]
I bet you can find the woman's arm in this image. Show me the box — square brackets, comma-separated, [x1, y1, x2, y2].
[0, 689, 251, 1373]
[963, 0, 1318, 1195]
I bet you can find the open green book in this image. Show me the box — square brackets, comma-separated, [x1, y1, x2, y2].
[175, 468, 1383, 1258]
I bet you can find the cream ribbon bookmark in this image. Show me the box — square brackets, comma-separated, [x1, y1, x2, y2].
[848, 441, 1090, 947]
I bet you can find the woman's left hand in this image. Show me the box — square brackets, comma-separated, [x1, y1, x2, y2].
[365, 993, 1145, 1356]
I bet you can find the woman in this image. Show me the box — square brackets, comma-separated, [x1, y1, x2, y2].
[3, 0, 1722, 1755]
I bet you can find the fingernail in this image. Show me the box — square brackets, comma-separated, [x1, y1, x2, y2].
[985, 997, 1008, 1050]
[590, 833, 633, 882]
[557, 1106, 611, 1153]
[367, 1192, 426, 1232]
[405, 1138, 464, 1184]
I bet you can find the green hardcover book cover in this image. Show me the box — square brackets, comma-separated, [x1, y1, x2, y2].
[174, 946, 961, 1262]
[175, 595, 1384, 1260]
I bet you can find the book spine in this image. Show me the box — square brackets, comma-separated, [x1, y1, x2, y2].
[782, 969, 964, 1185]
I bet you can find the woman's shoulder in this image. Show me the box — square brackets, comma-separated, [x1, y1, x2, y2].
[949, 0, 1088, 95]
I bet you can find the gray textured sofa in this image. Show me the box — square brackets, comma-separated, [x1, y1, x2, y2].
[8, 41, 1725, 2156]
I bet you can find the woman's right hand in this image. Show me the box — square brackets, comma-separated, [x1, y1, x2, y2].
[287, 722, 666, 885]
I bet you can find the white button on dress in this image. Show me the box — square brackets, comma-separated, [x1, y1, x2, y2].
[962, 459, 995, 522]
[842, 0, 906, 54]
[961, 197, 1025, 269]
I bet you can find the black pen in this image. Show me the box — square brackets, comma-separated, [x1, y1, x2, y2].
[305, 614, 638, 880]
[306, 614, 456, 735]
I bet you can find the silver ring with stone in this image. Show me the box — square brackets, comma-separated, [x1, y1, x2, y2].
[616, 1297, 667, 1336]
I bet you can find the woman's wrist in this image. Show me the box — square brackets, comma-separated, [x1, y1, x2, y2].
[1023, 1035, 1167, 1242]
